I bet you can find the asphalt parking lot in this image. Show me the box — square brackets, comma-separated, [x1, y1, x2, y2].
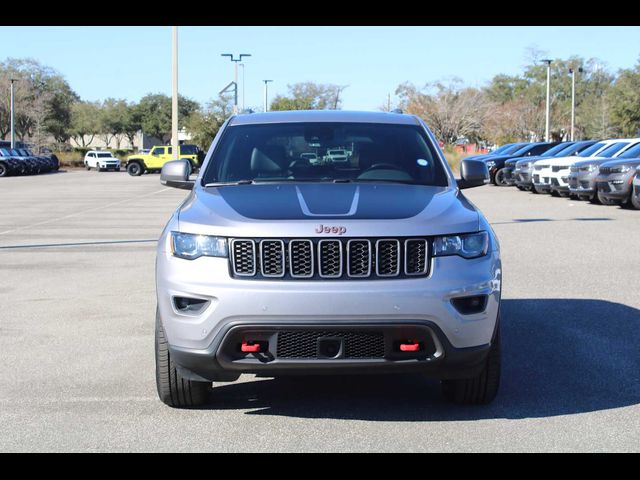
[1, 170, 639, 452]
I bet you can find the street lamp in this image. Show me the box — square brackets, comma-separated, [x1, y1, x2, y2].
[9, 78, 17, 149]
[262, 80, 273, 112]
[569, 67, 583, 141]
[221, 53, 251, 114]
[172, 26, 179, 160]
[239, 63, 246, 111]
[541, 59, 552, 142]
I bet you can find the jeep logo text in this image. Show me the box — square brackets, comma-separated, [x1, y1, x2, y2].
[315, 225, 347, 235]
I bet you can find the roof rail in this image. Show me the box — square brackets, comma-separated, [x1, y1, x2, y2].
[390, 108, 403, 114]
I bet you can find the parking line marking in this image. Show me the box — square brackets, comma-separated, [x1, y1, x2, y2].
[0, 239, 157, 250]
[0, 188, 171, 236]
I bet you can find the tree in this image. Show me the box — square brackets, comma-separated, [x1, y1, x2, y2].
[122, 103, 142, 151]
[270, 82, 348, 111]
[69, 101, 100, 147]
[0, 58, 78, 145]
[137, 93, 200, 143]
[396, 80, 491, 144]
[184, 95, 234, 150]
[99, 98, 131, 148]
[608, 61, 640, 137]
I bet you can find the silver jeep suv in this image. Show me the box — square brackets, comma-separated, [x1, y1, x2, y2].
[155, 110, 502, 408]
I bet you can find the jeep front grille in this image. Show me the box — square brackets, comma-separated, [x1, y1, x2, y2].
[259, 240, 285, 277]
[231, 240, 256, 276]
[230, 237, 430, 280]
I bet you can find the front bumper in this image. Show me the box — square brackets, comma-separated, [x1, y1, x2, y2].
[568, 171, 597, 196]
[532, 170, 552, 192]
[157, 249, 501, 380]
[503, 166, 517, 185]
[99, 161, 121, 169]
[514, 168, 533, 187]
[596, 173, 634, 201]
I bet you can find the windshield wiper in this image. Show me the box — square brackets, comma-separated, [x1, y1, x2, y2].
[345, 178, 418, 185]
[203, 180, 255, 187]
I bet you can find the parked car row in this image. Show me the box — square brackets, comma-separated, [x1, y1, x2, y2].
[475, 138, 640, 209]
[0, 141, 59, 177]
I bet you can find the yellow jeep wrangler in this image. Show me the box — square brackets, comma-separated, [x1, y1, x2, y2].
[126, 144, 201, 176]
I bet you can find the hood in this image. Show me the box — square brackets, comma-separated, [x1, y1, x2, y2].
[599, 158, 640, 169]
[178, 183, 480, 238]
[545, 155, 584, 166]
[572, 157, 613, 167]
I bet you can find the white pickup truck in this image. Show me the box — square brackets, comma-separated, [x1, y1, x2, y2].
[84, 151, 121, 172]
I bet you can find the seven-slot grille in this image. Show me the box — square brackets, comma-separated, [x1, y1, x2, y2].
[599, 166, 612, 174]
[230, 237, 429, 279]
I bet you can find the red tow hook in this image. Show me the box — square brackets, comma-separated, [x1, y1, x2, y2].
[241, 341, 262, 353]
[399, 341, 421, 352]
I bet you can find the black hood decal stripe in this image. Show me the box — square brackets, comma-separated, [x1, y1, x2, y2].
[216, 183, 441, 220]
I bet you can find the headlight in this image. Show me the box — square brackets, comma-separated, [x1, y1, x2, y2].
[485, 161, 496, 168]
[171, 232, 228, 260]
[433, 231, 489, 259]
[587, 164, 598, 172]
[616, 165, 631, 173]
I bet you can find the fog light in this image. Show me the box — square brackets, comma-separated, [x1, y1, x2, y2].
[451, 295, 488, 315]
[173, 296, 209, 313]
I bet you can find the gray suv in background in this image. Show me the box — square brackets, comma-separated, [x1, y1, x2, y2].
[632, 166, 640, 210]
[155, 110, 502, 408]
[595, 153, 640, 206]
[569, 141, 640, 202]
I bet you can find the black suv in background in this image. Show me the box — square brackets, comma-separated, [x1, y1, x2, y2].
[485, 142, 560, 186]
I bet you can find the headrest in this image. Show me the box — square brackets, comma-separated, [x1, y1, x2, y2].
[250, 145, 288, 174]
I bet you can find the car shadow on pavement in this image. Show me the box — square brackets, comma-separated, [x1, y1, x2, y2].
[204, 299, 640, 421]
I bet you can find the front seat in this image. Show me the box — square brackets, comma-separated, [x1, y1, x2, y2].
[250, 145, 289, 177]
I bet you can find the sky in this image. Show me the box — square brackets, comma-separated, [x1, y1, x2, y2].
[1, 26, 639, 111]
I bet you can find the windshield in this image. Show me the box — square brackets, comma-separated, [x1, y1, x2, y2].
[203, 122, 449, 186]
[180, 145, 198, 155]
[617, 143, 640, 159]
[489, 144, 514, 155]
[96, 153, 114, 158]
[578, 142, 608, 157]
[598, 142, 631, 158]
[510, 143, 538, 155]
[541, 142, 574, 157]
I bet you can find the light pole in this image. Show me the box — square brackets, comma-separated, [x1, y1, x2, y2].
[172, 26, 179, 160]
[221, 54, 251, 114]
[10, 79, 17, 149]
[541, 59, 552, 142]
[263, 80, 273, 112]
[239, 63, 246, 111]
[569, 67, 583, 141]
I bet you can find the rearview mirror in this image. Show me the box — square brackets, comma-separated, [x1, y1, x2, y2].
[457, 159, 489, 189]
[161, 159, 194, 190]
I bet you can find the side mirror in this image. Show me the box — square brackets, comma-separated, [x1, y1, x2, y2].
[457, 159, 489, 189]
[161, 159, 194, 190]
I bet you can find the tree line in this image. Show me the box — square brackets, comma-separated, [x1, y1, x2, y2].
[393, 51, 640, 145]
[2, 52, 640, 154]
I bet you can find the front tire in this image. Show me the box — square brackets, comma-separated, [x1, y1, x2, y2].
[441, 326, 501, 405]
[127, 162, 143, 176]
[597, 191, 617, 205]
[494, 168, 508, 186]
[155, 311, 210, 408]
[0, 163, 7, 177]
[631, 189, 640, 210]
